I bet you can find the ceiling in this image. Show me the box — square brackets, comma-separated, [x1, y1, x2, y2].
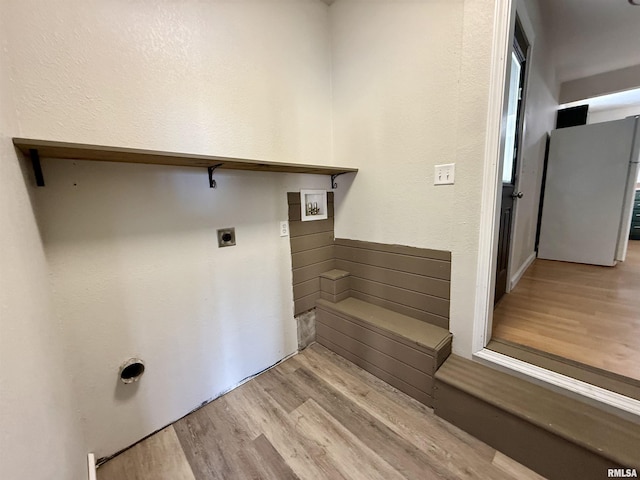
[539, 0, 640, 83]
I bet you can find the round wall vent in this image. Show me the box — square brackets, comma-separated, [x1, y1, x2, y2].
[119, 358, 145, 384]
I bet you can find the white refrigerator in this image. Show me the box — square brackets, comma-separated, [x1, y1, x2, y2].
[538, 116, 640, 266]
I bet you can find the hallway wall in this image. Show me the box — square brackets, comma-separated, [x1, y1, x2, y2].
[0, 5, 87, 478]
[2, 0, 333, 461]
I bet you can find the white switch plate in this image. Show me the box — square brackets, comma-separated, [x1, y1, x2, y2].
[434, 163, 455, 185]
[280, 221, 289, 237]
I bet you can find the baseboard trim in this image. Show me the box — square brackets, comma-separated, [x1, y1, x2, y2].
[87, 453, 97, 480]
[474, 349, 640, 423]
[509, 251, 536, 290]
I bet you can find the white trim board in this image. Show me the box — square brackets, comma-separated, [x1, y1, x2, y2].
[472, 0, 514, 354]
[87, 453, 97, 480]
[474, 349, 640, 423]
[509, 251, 536, 290]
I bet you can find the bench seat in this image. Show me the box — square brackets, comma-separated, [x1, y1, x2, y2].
[316, 297, 452, 406]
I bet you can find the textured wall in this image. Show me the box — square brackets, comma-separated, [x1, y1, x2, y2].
[3, 0, 333, 460]
[4, 0, 332, 164]
[589, 104, 640, 125]
[0, 7, 87, 480]
[1, 0, 512, 470]
[330, 0, 496, 357]
[560, 65, 640, 105]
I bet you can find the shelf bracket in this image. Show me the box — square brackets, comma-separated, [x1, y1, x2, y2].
[30, 149, 45, 187]
[208, 164, 223, 188]
[331, 173, 346, 189]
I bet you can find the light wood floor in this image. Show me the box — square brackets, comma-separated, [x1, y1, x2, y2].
[493, 240, 640, 382]
[98, 344, 544, 480]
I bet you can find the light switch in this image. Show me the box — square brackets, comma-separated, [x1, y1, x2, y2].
[434, 164, 455, 185]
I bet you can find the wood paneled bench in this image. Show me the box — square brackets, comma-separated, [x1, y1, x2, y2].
[434, 355, 640, 479]
[316, 276, 452, 407]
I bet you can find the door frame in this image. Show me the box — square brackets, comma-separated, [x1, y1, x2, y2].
[471, 0, 640, 417]
[473, 0, 535, 349]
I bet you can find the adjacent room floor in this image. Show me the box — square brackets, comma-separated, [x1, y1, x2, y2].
[493, 240, 640, 383]
[98, 344, 543, 480]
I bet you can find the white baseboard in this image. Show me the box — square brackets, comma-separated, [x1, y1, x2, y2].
[87, 453, 97, 480]
[509, 251, 536, 290]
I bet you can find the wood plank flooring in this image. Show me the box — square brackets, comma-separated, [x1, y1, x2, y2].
[493, 240, 640, 382]
[98, 344, 545, 480]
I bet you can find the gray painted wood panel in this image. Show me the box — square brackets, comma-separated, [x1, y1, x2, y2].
[320, 276, 350, 295]
[349, 291, 449, 330]
[335, 259, 450, 299]
[287, 193, 452, 320]
[288, 192, 337, 316]
[318, 309, 435, 375]
[290, 218, 334, 238]
[294, 291, 321, 315]
[290, 232, 334, 254]
[335, 238, 451, 261]
[292, 260, 335, 286]
[316, 323, 433, 394]
[293, 278, 320, 300]
[316, 298, 451, 353]
[316, 335, 432, 406]
[334, 245, 451, 280]
[349, 277, 450, 318]
[319, 291, 351, 304]
[291, 246, 335, 270]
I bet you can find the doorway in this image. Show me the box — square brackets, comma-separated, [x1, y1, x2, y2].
[494, 18, 529, 304]
[473, 0, 640, 418]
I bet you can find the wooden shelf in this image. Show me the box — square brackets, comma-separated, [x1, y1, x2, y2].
[13, 138, 358, 188]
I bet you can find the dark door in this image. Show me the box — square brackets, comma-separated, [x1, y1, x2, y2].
[495, 186, 515, 303]
[495, 19, 528, 305]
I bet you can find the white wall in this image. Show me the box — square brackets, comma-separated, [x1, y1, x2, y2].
[1, 0, 513, 469]
[508, 0, 559, 282]
[560, 65, 640, 105]
[330, 0, 497, 357]
[589, 104, 640, 124]
[3, 0, 333, 461]
[0, 6, 86, 480]
[543, 2, 640, 85]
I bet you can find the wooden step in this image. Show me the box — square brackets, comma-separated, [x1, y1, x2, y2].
[488, 338, 640, 401]
[434, 355, 640, 480]
[316, 297, 452, 406]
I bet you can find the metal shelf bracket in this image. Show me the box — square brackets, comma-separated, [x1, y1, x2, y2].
[30, 149, 45, 187]
[208, 164, 223, 188]
[331, 173, 346, 189]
